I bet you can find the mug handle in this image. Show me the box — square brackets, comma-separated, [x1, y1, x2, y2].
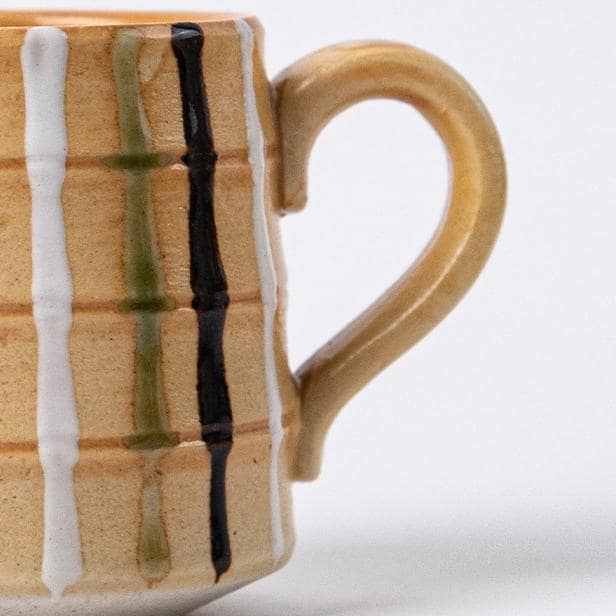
[274, 42, 506, 480]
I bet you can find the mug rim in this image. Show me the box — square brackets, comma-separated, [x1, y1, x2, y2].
[0, 10, 254, 30]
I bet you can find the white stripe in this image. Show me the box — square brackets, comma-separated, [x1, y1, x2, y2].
[235, 18, 285, 564]
[21, 26, 83, 599]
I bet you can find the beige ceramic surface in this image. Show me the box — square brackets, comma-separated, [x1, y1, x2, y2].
[0, 10, 506, 616]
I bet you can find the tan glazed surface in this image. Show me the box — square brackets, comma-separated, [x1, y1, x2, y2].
[0, 11, 506, 616]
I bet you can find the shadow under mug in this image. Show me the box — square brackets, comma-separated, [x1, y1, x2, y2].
[0, 10, 506, 616]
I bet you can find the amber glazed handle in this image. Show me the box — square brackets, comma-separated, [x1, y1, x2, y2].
[274, 42, 506, 481]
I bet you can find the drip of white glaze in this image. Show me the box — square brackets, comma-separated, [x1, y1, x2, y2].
[21, 26, 83, 599]
[235, 19, 285, 564]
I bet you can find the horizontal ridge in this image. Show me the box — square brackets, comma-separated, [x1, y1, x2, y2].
[0, 413, 293, 455]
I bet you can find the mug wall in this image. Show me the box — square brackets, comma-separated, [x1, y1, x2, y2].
[0, 17, 297, 599]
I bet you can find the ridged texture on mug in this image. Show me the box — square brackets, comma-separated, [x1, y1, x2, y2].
[0, 16, 298, 601]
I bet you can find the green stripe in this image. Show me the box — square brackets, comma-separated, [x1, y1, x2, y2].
[139, 451, 171, 583]
[111, 28, 176, 585]
[104, 152, 172, 173]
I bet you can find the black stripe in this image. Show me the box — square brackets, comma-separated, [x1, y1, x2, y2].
[171, 22, 233, 583]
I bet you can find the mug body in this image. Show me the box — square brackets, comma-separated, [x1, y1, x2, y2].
[0, 11, 298, 615]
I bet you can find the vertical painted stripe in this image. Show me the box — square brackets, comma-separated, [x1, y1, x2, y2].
[21, 26, 83, 598]
[235, 19, 285, 564]
[171, 23, 234, 583]
[110, 28, 177, 585]
[138, 450, 169, 583]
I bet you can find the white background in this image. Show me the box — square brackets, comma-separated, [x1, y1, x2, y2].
[13, 1, 616, 614]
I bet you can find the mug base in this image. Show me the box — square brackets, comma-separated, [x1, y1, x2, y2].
[0, 581, 246, 616]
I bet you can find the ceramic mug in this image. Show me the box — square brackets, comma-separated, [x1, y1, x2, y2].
[0, 10, 506, 615]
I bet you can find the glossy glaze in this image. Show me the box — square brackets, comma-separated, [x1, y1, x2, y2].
[235, 17, 285, 565]
[21, 25, 83, 598]
[109, 28, 178, 585]
[172, 22, 233, 583]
